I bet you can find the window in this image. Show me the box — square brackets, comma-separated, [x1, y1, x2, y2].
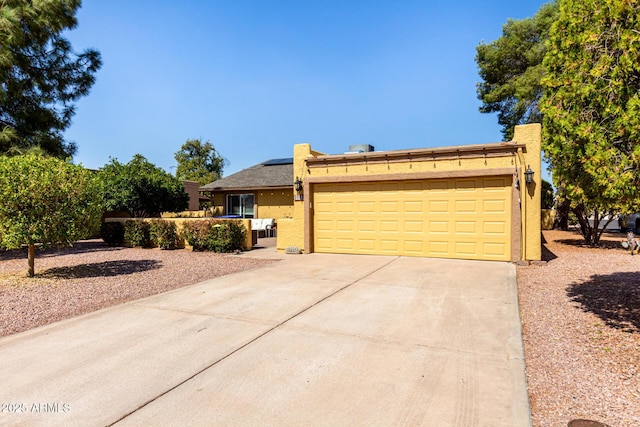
[226, 194, 254, 218]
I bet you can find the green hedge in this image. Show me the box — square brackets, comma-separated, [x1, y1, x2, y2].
[100, 222, 125, 246]
[149, 220, 181, 250]
[124, 220, 151, 247]
[180, 219, 246, 252]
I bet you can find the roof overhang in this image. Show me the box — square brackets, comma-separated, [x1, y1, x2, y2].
[199, 185, 291, 193]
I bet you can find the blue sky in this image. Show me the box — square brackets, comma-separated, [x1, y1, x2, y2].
[65, 0, 548, 179]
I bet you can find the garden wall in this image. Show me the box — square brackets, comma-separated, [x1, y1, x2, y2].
[104, 217, 253, 250]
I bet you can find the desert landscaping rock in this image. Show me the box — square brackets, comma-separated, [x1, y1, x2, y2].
[518, 230, 640, 427]
[0, 240, 277, 338]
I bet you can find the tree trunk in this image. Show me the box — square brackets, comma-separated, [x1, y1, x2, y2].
[555, 199, 570, 230]
[28, 244, 35, 277]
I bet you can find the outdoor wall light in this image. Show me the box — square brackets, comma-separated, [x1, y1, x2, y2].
[294, 177, 304, 201]
[524, 165, 534, 186]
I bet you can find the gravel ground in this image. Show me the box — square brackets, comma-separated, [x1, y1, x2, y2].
[518, 230, 640, 427]
[0, 240, 277, 338]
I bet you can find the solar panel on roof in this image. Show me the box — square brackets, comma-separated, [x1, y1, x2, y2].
[263, 158, 293, 166]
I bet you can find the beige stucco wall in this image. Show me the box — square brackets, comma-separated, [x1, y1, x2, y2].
[276, 144, 315, 252]
[210, 193, 225, 217]
[278, 124, 542, 261]
[513, 123, 542, 261]
[256, 190, 294, 219]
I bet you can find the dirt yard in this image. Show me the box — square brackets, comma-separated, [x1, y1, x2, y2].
[518, 230, 640, 426]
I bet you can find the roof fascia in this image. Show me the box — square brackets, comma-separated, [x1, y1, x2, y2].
[305, 142, 526, 168]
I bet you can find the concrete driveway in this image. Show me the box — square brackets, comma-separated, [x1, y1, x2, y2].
[0, 254, 530, 426]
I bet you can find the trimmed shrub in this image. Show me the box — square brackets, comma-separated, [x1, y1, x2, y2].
[180, 220, 209, 251]
[124, 220, 151, 247]
[149, 220, 181, 250]
[180, 219, 246, 252]
[100, 222, 124, 246]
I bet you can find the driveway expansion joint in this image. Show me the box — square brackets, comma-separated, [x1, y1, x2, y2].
[109, 256, 401, 426]
[130, 303, 279, 327]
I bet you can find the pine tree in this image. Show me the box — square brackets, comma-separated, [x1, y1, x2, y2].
[0, 0, 101, 158]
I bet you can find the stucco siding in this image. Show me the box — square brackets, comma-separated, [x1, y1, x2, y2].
[256, 190, 294, 219]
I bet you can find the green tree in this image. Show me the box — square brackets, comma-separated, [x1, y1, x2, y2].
[0, 0, 102, 158]
[540, 0, 640, 245]
[541, 179, 554, 210]
[174, 139, 227, 185]
[475, 2, 558, 140]
[100, 154, 189, 218]
[0, 154, 103, 276]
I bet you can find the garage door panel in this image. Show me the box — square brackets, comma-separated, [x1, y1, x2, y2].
[483, 221, 507, 235]
[359, 183, 378, 192]
[428, 221, 449, 233]
[357, 201, 375, 214]
[357, 239, 376, 251]
[484, 199, 506, 213]
[357, 220, 376, 232]
[313, 177, 511, 261]
[404, 240, 425, 254]
[336, 238, 354, 250]
[429, 241, 450, 255]
[337, 201, 353, 213]
[405, 221, 424, 233]
[316, 200, 333, 210]
[483, 242, 508, 257]
[427, 181, 450, 192]
[404, 182, 423, 193]
[334, 184, 354, 194]
[404, 201, 422, 213]
[378, 200, 397, 211]
[455, 221, 476, 234]
[379, 182, 401, 192]
[455, 200, 476, 214]
[316, 237, 333, 250]
[337, 220, 353, 231]
[429, 200, 449, 213]
[455, 179, 477, 191]
[483, 177, 509, 190]
[380, 239, 399, 252]
[380, 220, 399, 232]
[316, 219, 333, 232]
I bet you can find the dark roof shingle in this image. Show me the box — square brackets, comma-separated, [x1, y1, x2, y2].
[199, 158, 293, 191]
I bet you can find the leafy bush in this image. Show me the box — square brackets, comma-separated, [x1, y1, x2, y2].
[100, 154, 189, 218]
[180, 221, 213, 251]
[149, 220, 181, 250]
[124, 220, 151, 247]
[180, 220, 246, 252]
[100, 222, 124, 246]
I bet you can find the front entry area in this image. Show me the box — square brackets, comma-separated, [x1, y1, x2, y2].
[312, 176, 513, 261]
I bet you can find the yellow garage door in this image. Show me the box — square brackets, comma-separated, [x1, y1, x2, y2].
[313, 177, 512, 261]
